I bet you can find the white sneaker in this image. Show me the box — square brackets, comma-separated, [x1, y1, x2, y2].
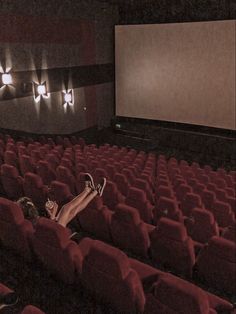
[96, 178, 106, 196]
[84, 173, 95, 190]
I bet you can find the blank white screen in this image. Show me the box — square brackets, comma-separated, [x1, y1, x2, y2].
[115, 20, 236, 130]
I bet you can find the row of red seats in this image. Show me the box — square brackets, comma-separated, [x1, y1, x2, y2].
[0, 197, 235, 297]
[0, 198, 235, 314]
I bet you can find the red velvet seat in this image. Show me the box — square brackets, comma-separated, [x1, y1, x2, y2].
[180, 192, 202, 216]
[56, 165, 77, 195]
[122, 168, 136, 185]
[125, 187, 153, 223]
[94, 167, 108, 183]
[81, 239, 145, 313]
[196, 236, 236, 295]
[222, 221, 236, 242]
[4, 150, 18, 168]
[0, 198, 33, 259]
[211, 200, 235, 228]
[102, 180, 125, 210]
[32, 217, 83, 283]
[19, 154, 35, 175]
[23, 173, 48, 208]
[134, 178, 154, 204]
[153, 196, 183, 224]
[30, 150, 42, 164]
[113, 173, 130, 197]
[36, 160, 56, 185]
[0, 164, 24, 199]
[175, 183, 193, 202]
[78, 196, 112, 242]
[201, 190, 217, 210]
[150, 218, 195, 277]
[185, 208, 219, 244]
[111, 204, 151, 257]
[144, 273, 234, 314]
[48, 181, 74, 208]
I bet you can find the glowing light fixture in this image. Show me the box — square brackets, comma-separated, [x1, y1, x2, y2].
[33, 81, 48, 102]
[1, 72, 13, 85]
[37, 84, 46, 95]
[62, 89, 74, 107]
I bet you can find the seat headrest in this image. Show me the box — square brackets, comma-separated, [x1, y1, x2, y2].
[1, 164, 19, 178]
[185, 193, 202, 206]
[85, 240, 131, 280]
[154, 275, 209, 314]
[34, 218, 71, 249]
[57, 165, 71, 176]
[0, 197, 24, 223]
[86, 195, 103, 210]
[208, 236, 236, 263]
[115, 204, 140, 224]
[105, 180, 117, 193]
[24, 173, 43, 188]
[192, 208, 215, 225]
[214, 201, 231, 214]
[128, 187, 146, 202]
[158, 197, 178, 213]
[158, 218, 188, 241]
[51, 181, 71, 196]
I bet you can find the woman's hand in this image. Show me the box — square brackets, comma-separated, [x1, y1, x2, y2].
[45, 199, 58, 220]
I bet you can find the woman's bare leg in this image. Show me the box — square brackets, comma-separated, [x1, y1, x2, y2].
[55, 186, 91, 221]
[57, 190, 98, 227]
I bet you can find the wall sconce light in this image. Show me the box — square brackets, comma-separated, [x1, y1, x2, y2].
[33, 81, 48, 102]
[1, 72, 13, 86]
[62, 89, 74, 107]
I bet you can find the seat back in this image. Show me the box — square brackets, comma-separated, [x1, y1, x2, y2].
[0, 197, 33, 259]
[196, 236, 236, 294]
[125, 187, 153, 223]
[32, 218, 82, 283]
[82, 239, 145, 313]
[0, 164, 24, 199]
[150, 218, 195, 277]
[111, 204, 150, 257]
[23, 173, 48, 208]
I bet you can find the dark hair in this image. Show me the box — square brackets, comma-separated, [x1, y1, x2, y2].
[17, 197, 39, 221]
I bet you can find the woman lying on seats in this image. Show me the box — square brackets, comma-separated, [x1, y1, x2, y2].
[17, 173, 106, 228]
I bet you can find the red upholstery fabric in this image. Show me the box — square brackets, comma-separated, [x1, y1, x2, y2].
[146, 274, 210, 314]
[102, 180, 125, 210]
[32, 218, 82, 283]
[0, 197, 33, 259]
[185, 208, 219, 244]
[150, 218, 195, 277]
[4, 150, 18, 168]
[48, 181, 74, 207]
[0, 164, 24, 199]
[212, 200, 235, 228]
[23, 173, 48, 208]
[82, 239, 145, 313]
[181, 192, 202, 216]
[222, 222, 236, 242]
[196, 236, 236, 294]
[36, 160, 56, 185]
[125, 187, 153, 223]
[111, 204, 150, 257]
[19, 155, 35, 175]
[154, 196, 183, 224]
[78, 197, 112, 242]
[56, 165, 77, 195]
[113, 173, 130, 197]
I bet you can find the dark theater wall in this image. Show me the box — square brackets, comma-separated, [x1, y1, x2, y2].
[0, 0, 118, 134]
